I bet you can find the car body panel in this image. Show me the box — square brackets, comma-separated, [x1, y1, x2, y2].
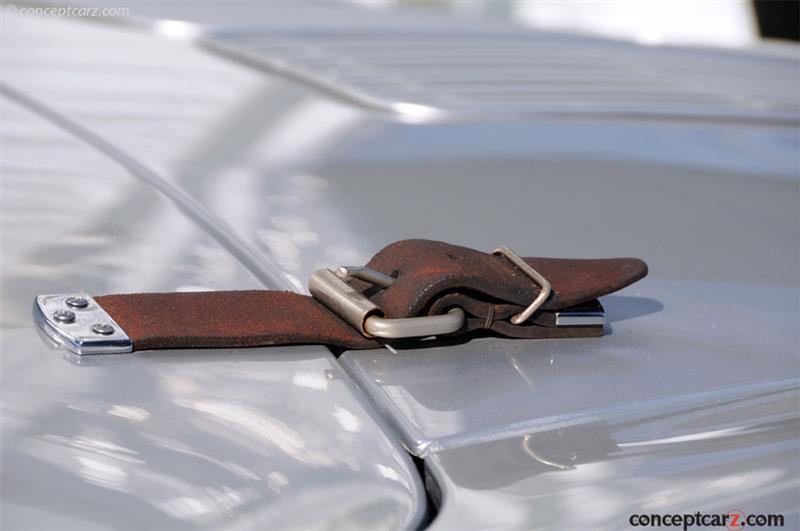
[2, 4, 799, 530]
[340, 279, 798, 455]
[426, 391, 799, 530]
[1, 15, 425, 531]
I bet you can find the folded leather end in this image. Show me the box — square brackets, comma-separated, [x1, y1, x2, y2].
[620, 257, 649, 285]
[582, 256, 649, 295]
[532, 256, 649, 309]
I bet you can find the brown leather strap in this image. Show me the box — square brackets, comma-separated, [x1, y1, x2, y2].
[95, 239, 647, 351]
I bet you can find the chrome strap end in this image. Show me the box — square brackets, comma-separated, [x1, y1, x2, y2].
[34, 294, 132, 355]
[555, 299, 607, 327]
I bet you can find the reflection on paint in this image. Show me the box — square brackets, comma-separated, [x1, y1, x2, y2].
[334, 406, 362, 433]
[107, 404, 151, 421]
[77, 456, 128, 490]
[292, 371, 329, 391]
[177, 400, 308, 458]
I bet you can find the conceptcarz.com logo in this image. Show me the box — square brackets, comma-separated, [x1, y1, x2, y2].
[629, 509, 785, 530]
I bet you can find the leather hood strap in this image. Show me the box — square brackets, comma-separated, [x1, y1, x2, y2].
[92, 239, 647, 352]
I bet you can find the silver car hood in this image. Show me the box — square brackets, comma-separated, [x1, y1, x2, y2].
[2, 4, 798, 530]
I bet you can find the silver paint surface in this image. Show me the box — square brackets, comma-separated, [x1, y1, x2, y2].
[1, 13, 425, 531]
[341, 279, 798, 455]
[2, 4, 799, 530]
[426, 390, 799, 530]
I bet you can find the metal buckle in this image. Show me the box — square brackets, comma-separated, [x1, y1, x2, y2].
[492, 246, 607, 327]
[308, 266, 465, 339]
[309, 246, 603, 339]
[492, 246, 552, 324]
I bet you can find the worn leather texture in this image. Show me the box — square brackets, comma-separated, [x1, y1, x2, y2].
[96, 239, 648, 351]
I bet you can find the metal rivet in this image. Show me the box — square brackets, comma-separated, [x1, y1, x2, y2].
[52, 309, 76, 323]
[91, 323, 115, 335]
[65, 296, 89, 309]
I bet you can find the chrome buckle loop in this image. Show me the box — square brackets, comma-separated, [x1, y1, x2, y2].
[308, 267, 465, 339]
[492, 246, 552, 325]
